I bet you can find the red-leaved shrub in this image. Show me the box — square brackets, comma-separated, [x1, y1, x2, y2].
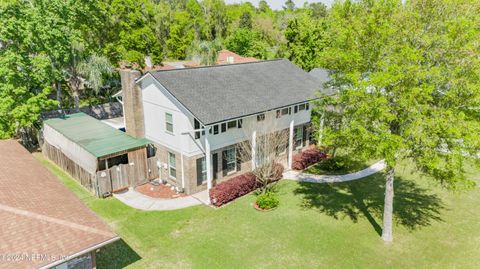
[209, 163, 285, 207]
[292, 146, 327, 170]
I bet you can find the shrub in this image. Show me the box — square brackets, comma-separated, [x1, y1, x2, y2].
[209, 163, 285, 207]
[256, 191, 279, 210]
[292, 146, 327, 170]
[317, 156, 348, 172]
[209, 172, 257, 207]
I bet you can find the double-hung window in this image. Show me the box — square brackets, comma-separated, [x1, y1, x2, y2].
[165, 112, 173, 133]
[168, 152, 176, 179]
[194, 118, 201, 139]
[223, 148, 236, 174]
[281, 107, 291, 116]
[227, 120, 237, 129]
[295, 127, 303, 148]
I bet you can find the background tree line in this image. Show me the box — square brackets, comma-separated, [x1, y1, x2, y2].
[0, 0, 326, 139]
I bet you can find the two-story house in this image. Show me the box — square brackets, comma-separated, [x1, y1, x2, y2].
[120, 59, 327, 195]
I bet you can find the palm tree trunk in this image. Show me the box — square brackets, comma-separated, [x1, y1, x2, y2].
[55, 81, 62, 112]
[381, 165, 395, 242]
[73, 88, 80, 112]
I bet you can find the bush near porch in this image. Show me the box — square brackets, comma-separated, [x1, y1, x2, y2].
[209, 163, 284, 207]
[292, 146, 327, 170]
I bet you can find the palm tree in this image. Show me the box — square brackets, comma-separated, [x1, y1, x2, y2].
[188, 39, 222, 66]
[65, 43, 113, 112]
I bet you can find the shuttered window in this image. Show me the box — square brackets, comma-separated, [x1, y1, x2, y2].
[196, 157, 206, 185]
[168, 152, 176, 179]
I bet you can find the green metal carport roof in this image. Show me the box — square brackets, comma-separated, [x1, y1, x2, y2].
[44, 113, 150, 158]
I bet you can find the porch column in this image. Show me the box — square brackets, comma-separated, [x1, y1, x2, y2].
[288, 120, 294, 169]
[205, 127, 212, 192]
[318, 113, 325, 146]
[251, 130, 257, 170]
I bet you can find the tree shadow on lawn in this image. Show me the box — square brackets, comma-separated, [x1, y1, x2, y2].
[294, 173, 445, 235]
[96, 239, 141, 269]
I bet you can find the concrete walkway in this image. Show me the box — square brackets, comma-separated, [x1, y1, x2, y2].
[283, 160, 386, 183]
[113, 188, 210, 211]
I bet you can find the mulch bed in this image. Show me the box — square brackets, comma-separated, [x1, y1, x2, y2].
[135, 182, 186, 199]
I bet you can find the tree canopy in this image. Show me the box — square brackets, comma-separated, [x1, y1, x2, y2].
[315, 0, 480, 242]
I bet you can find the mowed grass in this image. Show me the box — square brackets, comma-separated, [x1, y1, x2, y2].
[34, 153, 480, 269]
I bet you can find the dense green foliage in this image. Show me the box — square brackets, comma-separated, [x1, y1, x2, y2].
[0, 0, 325, 138]
[317, 0, 480, 189]
[314, 0, 480, 241]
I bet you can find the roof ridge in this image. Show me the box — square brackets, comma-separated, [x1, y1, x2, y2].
[149, 58, 285, 74]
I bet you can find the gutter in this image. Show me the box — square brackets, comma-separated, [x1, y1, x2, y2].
[38, 236, 120, 269]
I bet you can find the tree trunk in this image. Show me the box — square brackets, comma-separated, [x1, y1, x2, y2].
[73, 89, 80, 112]
[55, 81, 62, 112]
[381, 165, 395, 242]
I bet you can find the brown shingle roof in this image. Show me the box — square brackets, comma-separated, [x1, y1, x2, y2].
[217, 49, 258, 65]
[0, 140, 118, 269]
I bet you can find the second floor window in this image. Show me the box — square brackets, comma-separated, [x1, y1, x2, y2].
[257, 114, 265, 121]
[165, 112, 173, 133]
[194, 118, 201, 139]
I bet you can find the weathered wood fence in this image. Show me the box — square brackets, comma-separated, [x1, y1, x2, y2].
[95, 156, 159, 196]
[43, 142, 96, 192]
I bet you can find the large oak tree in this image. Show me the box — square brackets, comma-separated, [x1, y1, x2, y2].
[315, 0, 480, 242]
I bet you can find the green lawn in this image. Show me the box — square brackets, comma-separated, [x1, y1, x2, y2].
[35, 153, 480, 269]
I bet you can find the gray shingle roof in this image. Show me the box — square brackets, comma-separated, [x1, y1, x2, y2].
[148, 59, 325, 125]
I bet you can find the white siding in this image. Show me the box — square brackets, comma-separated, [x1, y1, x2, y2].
[140, 76, 194, 154]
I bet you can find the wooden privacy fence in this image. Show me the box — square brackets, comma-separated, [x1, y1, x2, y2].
[96, 156, 159, 196]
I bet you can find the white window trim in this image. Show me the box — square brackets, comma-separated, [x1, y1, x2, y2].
[165, 112, 174, 134]
[225, 148, 237, 175]
[200, 157, 207, 184]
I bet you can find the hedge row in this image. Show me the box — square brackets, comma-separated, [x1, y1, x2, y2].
[209, 163, 284, 207]
[292, 146, 327, 170]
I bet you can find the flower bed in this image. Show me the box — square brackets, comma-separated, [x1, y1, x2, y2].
[209, 163, 284, 207]
[292, 146, 328, 170]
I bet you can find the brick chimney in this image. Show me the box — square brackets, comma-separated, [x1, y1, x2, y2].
[119, 69, 145, 138]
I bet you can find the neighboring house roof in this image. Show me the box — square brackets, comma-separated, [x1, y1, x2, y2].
[44, 113, 149, 158]
[309, 68, 331, 83]
[146, 59, 326, 125]
[0, 140, 119, 269]
[309, 68, 338, 96]
[217, 49, 258, 65]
